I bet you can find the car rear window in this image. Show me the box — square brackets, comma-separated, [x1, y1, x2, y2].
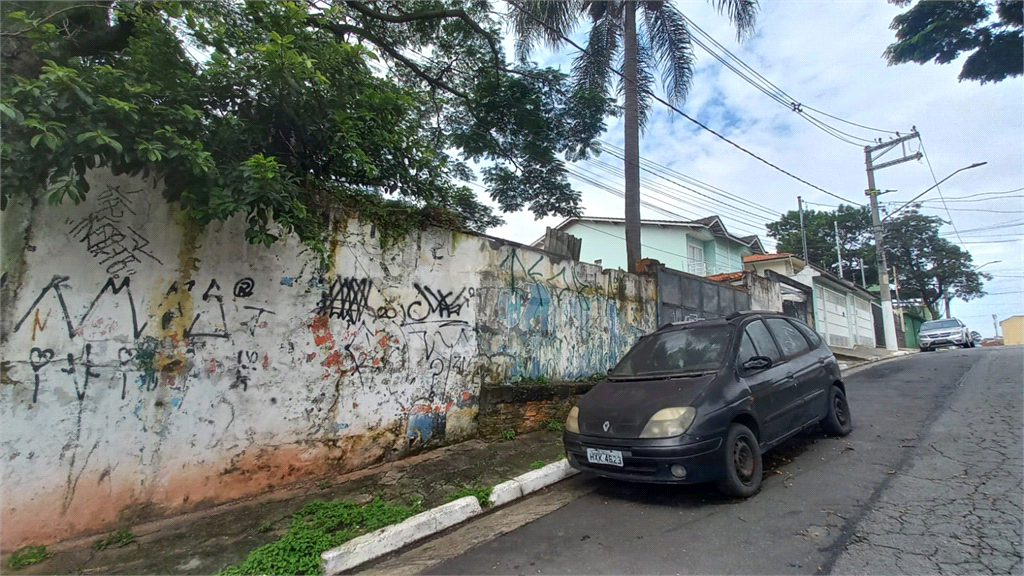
[610, 326, 733, 378]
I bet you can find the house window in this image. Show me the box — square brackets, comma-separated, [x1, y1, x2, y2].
[687, 245, 706, 276]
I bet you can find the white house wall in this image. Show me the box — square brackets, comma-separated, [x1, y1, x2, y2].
[0, 171, 656, 549]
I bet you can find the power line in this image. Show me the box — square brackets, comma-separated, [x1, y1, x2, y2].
[506, 0, 860, 206]
[918, 138, 964, 248]
[597, 140, 784, 217]
[679, 14, 893, 147]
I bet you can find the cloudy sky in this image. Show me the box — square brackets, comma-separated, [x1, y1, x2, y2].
[470, 1, 1023, 338]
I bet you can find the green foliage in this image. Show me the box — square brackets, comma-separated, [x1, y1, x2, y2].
[529, 460, 545, 470]
[93, 527, 136, 551]
[499, 429, 517, 441]
[217, 497, 422, 576]
[7, 545, 52, 569]
[0, 1, 611, 251]
[447, 485, 493, 507]
[257, 522, 275, 534]
[546, 419, 564, 432]
[885, 0, 1023, 84]
[765, 204, 876, 285]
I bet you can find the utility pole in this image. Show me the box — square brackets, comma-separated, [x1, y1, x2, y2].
[865, 129, 922, 351]
[834, 220, 843, 278]
[798, 196, 809, 264]
[993, 314, 999, 338]
[859, 258, 866, 288]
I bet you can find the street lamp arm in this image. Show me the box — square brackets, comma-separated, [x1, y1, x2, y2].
[882, 162, 987, 222]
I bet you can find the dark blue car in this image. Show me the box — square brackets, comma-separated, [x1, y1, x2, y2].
[563, 311, 851, 498]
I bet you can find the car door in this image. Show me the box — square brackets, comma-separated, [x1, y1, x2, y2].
[789, 318, 834, 420]
[765, 318, 822, 428]
[737, 319, 801, 445]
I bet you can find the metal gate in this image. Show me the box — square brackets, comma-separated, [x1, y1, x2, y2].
[854, 297, 876, 347]
[658, 266, 750, 324]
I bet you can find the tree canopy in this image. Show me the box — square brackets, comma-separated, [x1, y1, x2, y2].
[885, 0, 1023, 84]
[0, 1, 613, 253]
[766, 205, 988, 318]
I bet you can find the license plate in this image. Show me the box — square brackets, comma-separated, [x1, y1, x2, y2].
[586, 448, 623, 467]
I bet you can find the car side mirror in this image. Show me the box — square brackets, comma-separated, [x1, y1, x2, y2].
[742, 356, 773, 371]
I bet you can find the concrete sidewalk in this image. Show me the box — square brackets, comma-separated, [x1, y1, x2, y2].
[4, 430, 568, 576]
[832, 345, 915, 371]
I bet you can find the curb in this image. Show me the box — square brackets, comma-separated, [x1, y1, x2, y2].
[321, 459, 578, 575]
[840, 350, 917, 376]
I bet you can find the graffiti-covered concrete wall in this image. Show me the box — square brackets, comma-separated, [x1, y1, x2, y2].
[0, 170, 656, 549]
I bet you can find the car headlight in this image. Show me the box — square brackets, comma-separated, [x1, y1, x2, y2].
[565, 406, 580, 434]
[639, 407, 697, 438]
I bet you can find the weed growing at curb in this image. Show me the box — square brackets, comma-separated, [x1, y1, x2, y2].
[7, 545, 52, 569]
[217, 497, 422, 575]
[257, 522, 275, 533]
[499, 429, 516, 441]
[93, 528, 136, 551]
[446, 485, 493, 507]
[545, 419, 563, 431]
[529, 460, 545, 470]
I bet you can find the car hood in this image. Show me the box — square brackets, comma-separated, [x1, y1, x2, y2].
[575, 374, 717, 438]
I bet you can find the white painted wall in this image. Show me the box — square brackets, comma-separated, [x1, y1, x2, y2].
[0, 170, 657, 549]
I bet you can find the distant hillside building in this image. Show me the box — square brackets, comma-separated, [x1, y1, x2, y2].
[1000, 315, 1023, 346]
[535, 216, 765, 275]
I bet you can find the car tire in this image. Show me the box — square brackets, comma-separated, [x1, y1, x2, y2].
[716, 423, 762, 498]
[821, 385, 853, 437]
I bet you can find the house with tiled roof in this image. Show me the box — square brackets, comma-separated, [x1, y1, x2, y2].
[739, 252, 879, 349]
[533, 216, 766, 276]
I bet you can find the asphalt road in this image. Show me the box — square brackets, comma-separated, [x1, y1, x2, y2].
[378, 346, 1023, 575]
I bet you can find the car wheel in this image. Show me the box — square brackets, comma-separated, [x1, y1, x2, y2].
[716, 423, 762, 498]
[821, 385, 853, 437]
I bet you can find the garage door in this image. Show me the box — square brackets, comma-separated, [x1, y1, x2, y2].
[816, 285, 852, 348]
[853, 297, 875, 347]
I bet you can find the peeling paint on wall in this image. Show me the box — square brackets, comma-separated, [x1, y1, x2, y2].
[0, 170, 657, 550]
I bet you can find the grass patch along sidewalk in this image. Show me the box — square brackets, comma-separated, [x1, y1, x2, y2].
[217, 497, 423, 575]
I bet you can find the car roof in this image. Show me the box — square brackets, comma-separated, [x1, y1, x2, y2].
[656, 311, 790, 333]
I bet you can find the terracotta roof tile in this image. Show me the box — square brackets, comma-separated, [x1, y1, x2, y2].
[707, 271, 744, 282]
[742, 252, 793, 263]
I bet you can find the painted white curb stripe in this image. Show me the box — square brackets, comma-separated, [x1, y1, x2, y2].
[513, 459, 578, 496]
[487, 479, 524, 508]
[320, 459, 579, 574]
[322, 496, 482, 575]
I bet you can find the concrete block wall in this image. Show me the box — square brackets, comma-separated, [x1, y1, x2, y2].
[476, 382, 595, 439]
[0, 170, 657, 549]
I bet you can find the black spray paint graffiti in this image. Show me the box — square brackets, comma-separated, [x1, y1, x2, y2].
[29, 347, 55, 403]
[232, 350, 261, 391]
[14, 276, 148, 339]
[183, 279, 230, 339]
[66, 186, 162, 277]
[59, 344, 101, 401]
[405, 284, 471, 322]
[233, 278, 255, 298]
[118, 347, 135, 400]
[316, 276, 373, 323]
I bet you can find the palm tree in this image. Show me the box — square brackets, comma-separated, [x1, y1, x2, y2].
[512, 0, 758, 272]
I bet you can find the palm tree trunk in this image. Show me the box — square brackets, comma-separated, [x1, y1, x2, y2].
[623, 0, 641, 273]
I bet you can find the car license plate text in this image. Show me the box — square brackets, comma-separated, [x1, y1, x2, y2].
[586, 448, 623, 467]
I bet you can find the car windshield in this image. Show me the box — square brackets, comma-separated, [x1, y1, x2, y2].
[922, 319, 960, 331]
[610, 326, 733, 378]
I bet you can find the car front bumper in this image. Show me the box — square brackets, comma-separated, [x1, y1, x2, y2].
[921, 333, 967, 347]
[563, 431, 724, 484]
